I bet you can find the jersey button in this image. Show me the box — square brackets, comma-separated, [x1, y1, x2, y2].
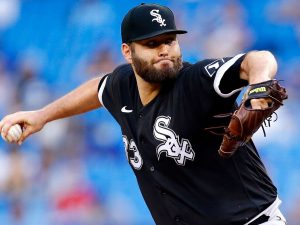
[150, 166, 155, 172]
[160, 190, 166, 196]
[138, 113, 143, 118]
[174, 216, 181, 222]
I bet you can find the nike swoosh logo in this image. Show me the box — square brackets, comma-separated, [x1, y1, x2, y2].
[121, 106, 133, 113]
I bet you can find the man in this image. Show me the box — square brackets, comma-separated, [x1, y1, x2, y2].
[0, 3, 287, 225]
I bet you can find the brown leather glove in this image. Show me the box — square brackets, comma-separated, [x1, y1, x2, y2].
[210, 80, 288, 158]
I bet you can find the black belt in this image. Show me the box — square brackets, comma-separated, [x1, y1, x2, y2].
[248, 214, 270, 225]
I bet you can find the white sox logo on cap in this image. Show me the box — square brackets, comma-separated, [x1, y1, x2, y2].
[150, 9, 166, 27]
[121, 3, 186, 43]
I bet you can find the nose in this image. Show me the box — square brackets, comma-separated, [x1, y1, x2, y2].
[158, 44, 169, 57]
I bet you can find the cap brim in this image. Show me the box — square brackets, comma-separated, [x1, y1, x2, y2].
[129, 29, 187, 42]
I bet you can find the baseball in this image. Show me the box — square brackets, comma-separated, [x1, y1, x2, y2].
[1, 124, 23, 143]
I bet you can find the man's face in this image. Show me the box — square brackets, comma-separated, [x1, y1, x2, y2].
[129, 34, 183, 83]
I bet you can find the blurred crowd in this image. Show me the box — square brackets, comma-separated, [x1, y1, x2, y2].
[0, 0, 299, 224]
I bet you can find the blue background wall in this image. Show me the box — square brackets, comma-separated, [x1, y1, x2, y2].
[0, 0, 299, 224]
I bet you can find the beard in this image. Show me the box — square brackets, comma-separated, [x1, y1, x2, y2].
[131, 52, 183, 84]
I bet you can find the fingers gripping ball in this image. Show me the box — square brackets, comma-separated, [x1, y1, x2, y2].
[1, 124, 23, 143]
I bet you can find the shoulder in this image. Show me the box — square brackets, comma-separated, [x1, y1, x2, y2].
[110, 63, 133, 80]
[112, 63, 133, 75]
[98, 63, 132, 89]
[180, 54, 246, 79]
[106, 63, 134, 86]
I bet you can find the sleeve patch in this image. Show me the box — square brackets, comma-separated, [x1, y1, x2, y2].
[204, 59, 226, 77]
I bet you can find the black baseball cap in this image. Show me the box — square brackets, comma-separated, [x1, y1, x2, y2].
[121, 3, 187, 43]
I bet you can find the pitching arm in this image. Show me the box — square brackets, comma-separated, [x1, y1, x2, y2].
[0, 77, 102, 144]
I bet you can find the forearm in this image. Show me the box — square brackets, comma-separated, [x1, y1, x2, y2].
[41, 77, 102, 123]
[240, 51, 278, 84]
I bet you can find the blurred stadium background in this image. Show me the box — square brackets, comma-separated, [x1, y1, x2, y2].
[0, 0, 299, 224]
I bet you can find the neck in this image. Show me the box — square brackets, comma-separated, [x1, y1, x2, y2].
[135, 75, 161, 106]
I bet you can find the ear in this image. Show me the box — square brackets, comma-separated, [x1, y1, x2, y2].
[121, 43, 132, 64]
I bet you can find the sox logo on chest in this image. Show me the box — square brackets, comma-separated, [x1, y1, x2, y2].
[123, 116, 195, 170]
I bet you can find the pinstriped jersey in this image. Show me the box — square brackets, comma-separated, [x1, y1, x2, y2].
[97, 54, 277, 225]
